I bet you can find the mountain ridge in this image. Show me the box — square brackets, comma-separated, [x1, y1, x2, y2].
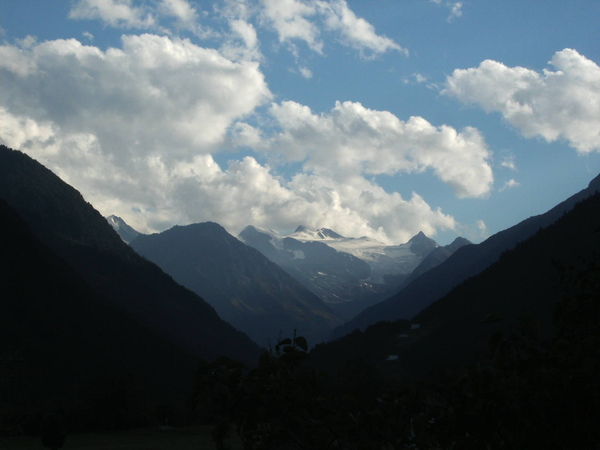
[330, 171, 600, 340]
[0, 145, 261, 365]
[130, 221, 343, 346]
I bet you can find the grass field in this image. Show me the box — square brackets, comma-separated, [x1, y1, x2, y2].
[0, 425, 243, 449]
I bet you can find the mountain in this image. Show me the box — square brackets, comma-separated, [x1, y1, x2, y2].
[330, 172, 600, 340]
[287, 226, 439, 284]
[311, 186, 600, 379]
[106, 214, 141, 243]
[402, 236, 472, 286]
[0, 198, 199, 411]
[239, 225, 444, 319]
[130, 223, 343, 346]
[0, 145, 261, 367]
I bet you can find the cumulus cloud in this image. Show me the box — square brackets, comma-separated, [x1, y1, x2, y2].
[69, 0, 212, 37]
[444, 49, 600, 153]
[217, 0, 263, 61]
[265, 100, 494, 198]
[0, 106, 455, 243]
[259, 0, 323, 52]
[259, 0, 404, 57]
[69, 0, 157, 29]
[0, 34, 271, 168]
[0, 34, 457, 243]
[317, 0, 405, 57]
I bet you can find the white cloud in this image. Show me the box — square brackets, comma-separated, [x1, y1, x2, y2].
[265, 100, 493, 198]
[0, 34, 456, 243]
[299, 66, 313, 78]
[0, 105, 455, 243]
[317, 0, 405, 57]
[158, 0, 198, 25]
[430, 0, 463, 22]
[499, 179, 520, 191]
[0, 34, 272, 169]
[69, 0, 212, 37]
[444, 49, 600, 153]
[259, 0, 323, 52]
[414, 73, 427, 84]
[259, 0, 404, 57]
[69, 0, 157, 29]
[218, 0, 263, 62]
[500, 154, 517, 171]
[447, 2, 463, 22]
[82, 31, 94, 41]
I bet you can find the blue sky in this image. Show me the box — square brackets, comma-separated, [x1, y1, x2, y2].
[1, 0, 599, 245]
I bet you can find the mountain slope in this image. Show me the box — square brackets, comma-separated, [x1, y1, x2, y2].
[130, 223, 343, 346]
[312, 188, 600, 378]
[402, 236, 472, 286]
[331, 173, 600, 340]
[0, 198, 199, 406]
[0, 145, 261, 366]
[107, 214, 141, 243]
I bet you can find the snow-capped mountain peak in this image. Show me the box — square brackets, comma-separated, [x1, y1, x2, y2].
[290, 225, 346, 241]
[106, 215, 141, 244]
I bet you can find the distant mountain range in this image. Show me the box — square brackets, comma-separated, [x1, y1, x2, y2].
[129, 223, 343, 346]
[311, 182, 600, 380]
[239, 225, 470, 319]
[330, 171, 600, 340]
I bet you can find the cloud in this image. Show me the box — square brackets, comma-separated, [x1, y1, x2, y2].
[259, 0, 323, 52]
[0, 34, 272, 168]
[447, 2, 463, 22]
[259, 0, 404, 57]
[0, 106, 455, 243]
[0, 34, 456, 244]
[69, 0, 212, 37]
[317, 0, 405, 57]
[265, 100, 494, 198]
[69, 0, 157, 29]
[217, 0, 263, 61]
[500, 154, 517, 171]
[499, 179, 520, 191]
[430, 0, 463, 22]
[444, 49, 600, 153]
[299, 66, 313, 78]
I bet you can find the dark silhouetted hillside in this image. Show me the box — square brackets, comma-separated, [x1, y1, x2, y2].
[0, 198, 200, 431]
[0, 145, 261, 366]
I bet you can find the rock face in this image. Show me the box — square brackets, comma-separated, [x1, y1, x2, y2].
[130, 222, 343, 346]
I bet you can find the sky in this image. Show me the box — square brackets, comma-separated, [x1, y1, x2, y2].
[1, 0, 599, 245]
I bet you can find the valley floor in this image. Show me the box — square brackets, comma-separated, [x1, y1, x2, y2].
[0, 425, 243, 450]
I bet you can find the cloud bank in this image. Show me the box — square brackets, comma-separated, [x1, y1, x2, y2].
[0, 2, 500, 244]
[444, 49, 600, 153]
